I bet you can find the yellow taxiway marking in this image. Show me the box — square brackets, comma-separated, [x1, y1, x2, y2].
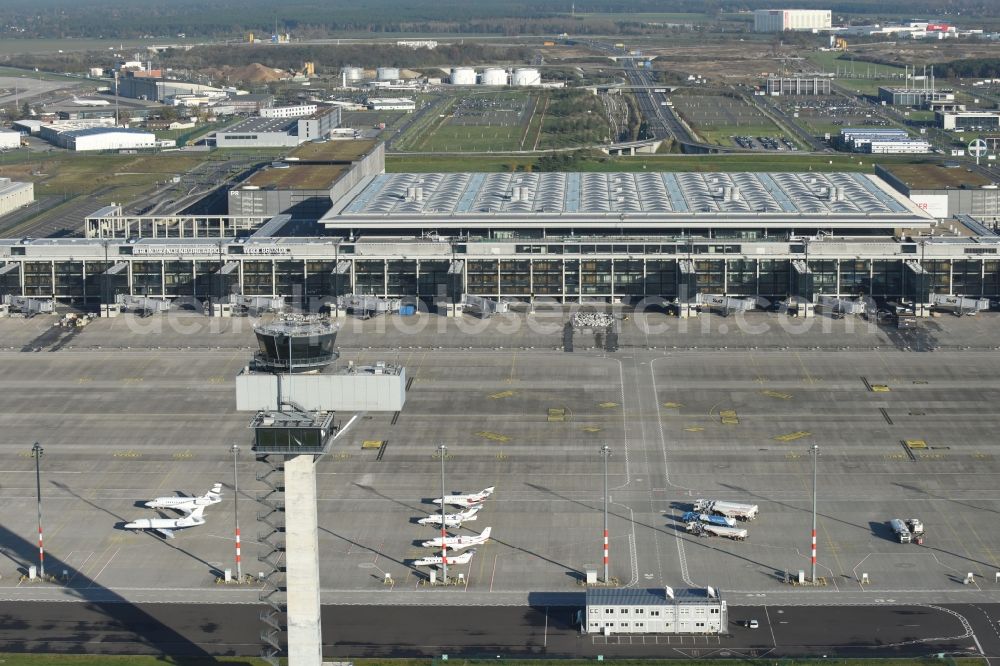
[774, 431, 811, 442]
[489, 390, 516, 399]
[547, 408, 567, 422]
[476, 431, 511, 443]
[762, 390, 792, 400]
[662, 402, 683, 408]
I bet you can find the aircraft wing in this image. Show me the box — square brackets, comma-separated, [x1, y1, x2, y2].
[156, 528, 176, 539]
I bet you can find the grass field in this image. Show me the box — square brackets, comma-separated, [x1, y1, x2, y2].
[399, 92, 535, 153]
[0, 65, 85, 82]
[807, 51, 906, 77]
[395, 90, 609, 153]
[386, 152, 926, 174]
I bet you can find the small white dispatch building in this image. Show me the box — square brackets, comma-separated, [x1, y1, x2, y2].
[584, 587, 727, 635]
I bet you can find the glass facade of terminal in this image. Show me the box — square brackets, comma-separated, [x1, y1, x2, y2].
[3, 251, 999, 304]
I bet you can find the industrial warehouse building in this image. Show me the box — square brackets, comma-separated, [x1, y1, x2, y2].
[936, 111, 1000, 131]
[0, 179, 33, 217]
[5, 146, 1000, 310]
[876, 163, 1000, 222]
[0, 131, 21, 150]
[117, 74, 225, 103]
[227, 141, 382, 218]
[367, 98, 416, 111]
[878, 87, 955, 107]
[766, 76, 831, 95]
[260, 104, 318, 119]
[584, 588, 726, 635]
[215, 108, 341, 148]
[754, 9, 831, 32]
[838, 128, 930, 154]
[53, 127, 159, 152]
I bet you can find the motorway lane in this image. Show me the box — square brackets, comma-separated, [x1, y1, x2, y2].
[0, 602, 987, 659]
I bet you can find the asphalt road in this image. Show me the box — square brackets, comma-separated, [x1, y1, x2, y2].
[0, 601, 991, 659]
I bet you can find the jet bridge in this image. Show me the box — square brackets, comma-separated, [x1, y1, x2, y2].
[461, 294, 509, 318]
[695, 293, 763, 315]
[335, 293, 401, 318]
[903, 261, 932, 316]
[1, 295, 55, 317]
[677, 259, 696, 318]
[931, 294, 990, 316]
[116, 294, 172, 316]
[816, 295, 868, 316]
[790, 260, 815, 317]
[231, 294, 286, 317]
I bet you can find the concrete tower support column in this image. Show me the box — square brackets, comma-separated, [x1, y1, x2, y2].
[283, 453, 323, 666]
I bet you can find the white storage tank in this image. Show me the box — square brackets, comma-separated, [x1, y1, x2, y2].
[377, 67, 400, 81]
[481, 68, 508, 86]
[512, 68, 541, 86]
[450, 67, 477, 85]
[341, 66, 364, 81]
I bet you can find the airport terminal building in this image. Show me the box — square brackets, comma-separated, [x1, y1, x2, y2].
[2, 147, 1000, 310]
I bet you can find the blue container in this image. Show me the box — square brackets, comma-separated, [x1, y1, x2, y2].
[399, 304, 416, 316]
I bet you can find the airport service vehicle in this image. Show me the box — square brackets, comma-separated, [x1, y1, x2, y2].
[693, 499, 759, 521]
[145, 483, 222, 513]
[417, 506, 481, 527]
[890, 518, 912, 543]
[422, 526, 492, 550]
[71, 95, 111, 107]
[125, 506, 207, 539]
[432, 487, 495, 507]
[686, 521, 748, 541]
[682, 511, 737, 528]
[412, 549, 476, 567]
[748, 619, 759, 629]
[906, 518, 925, 545]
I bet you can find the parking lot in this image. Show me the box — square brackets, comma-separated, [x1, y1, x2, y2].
[670, 93, 799, 149]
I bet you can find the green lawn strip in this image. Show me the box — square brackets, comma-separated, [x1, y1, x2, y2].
[387, 153, 923, 173]
[395, 97, 458, 152]
[0, 657, 986, 666]
[419, 124, 523, 153]
[0, 656, 273, 666]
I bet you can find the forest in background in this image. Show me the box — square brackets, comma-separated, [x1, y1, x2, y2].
[1, 0, 997, 40]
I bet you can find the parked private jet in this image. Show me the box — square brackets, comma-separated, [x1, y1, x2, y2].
[412, 549, 476, 567]
[125, 506, 207, 539]
[432, 486, 495, 507]
[417, 506, 481, 527]
[144, 483, 222, 513]
[421, 526, 492, 550]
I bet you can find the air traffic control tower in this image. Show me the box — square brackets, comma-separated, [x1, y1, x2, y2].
[237, 315, 406, 666]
